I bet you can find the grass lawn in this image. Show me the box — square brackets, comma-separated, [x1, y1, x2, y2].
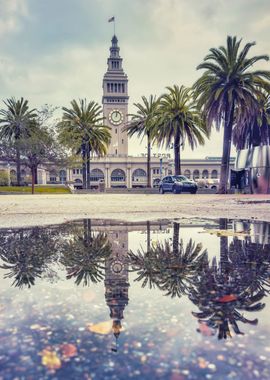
[0, 186, 71, 194]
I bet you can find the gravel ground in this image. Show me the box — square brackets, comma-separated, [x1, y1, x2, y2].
[0, 193, 270, 228]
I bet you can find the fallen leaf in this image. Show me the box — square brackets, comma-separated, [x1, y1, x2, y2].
[216, 294, 237, 303]
[60, 343, 77, 358]
[41, 348, 61, 371]
[87, 321, 112, 335]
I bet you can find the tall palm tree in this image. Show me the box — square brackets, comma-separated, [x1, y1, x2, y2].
[0, 97, 37, 186]
[194, 36, 270, 193]
[58, 99, 111, 189]
[154, 85, 208, 175]
[123, 95, 160, 187]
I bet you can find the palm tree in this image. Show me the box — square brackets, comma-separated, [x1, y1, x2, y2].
[0, 97, 37, 186]
[233, 90, 270, 149]
[58, 99, 111, 189]
[194, 36, 270, 193]
[123, 95, 160, 187]
[154, 85, 208, 175]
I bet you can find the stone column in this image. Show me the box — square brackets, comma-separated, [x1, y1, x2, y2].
[127, 164, 132, 189]
[105, 164, 111, 188]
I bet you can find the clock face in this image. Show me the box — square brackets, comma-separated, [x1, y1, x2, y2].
[111, 260, 123, 274]
[109, 109, 124, 125]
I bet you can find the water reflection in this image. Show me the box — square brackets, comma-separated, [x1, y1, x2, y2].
[0, 219, 270, 379]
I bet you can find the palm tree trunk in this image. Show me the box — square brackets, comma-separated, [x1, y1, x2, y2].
[219, 218, 229, 275]
[219, 102, 235, 194]
[147, 134, 151, 187]
[173, 222, 180, 254]
[174, 130, 181, 175]
[86, 143, 90, 190]
[146, 221, 151, 252]
[81, 143, 86, 189]
[16, 147, 21, 186]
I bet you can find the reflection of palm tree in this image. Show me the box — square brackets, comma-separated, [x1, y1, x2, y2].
[189, 219, 270, 339]
[190, 268, 266, 339]
[129, 222, 207, 298]
[0, 228, 57, 288]
[60, 220, 112, 286]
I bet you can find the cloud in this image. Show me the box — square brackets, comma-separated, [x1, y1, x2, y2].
[0, 0, 29, 39]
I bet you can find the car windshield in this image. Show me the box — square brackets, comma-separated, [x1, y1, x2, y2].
[173, 175, 188, 182]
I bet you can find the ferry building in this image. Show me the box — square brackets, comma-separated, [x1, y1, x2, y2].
[53, 35, 229, 188]
[0, 35, 234, 188]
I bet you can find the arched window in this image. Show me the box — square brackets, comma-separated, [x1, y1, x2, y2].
[184, 169, 191, 179]
[59, 169, 67, 183]
[49, 169, 57, 183]
[193, 170, 200, 179]
[211, 170, 218, 179]
[202, 170, 209, 179]
[111, 169, 126, 182]
[74, 178, 82, 183]
[90, 168, 105, 182]
[132, 168, 146, 181]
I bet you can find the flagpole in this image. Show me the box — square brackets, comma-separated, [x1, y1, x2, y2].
[114, 18, 116, 35]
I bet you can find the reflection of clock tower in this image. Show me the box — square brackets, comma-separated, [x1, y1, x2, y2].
[102, 35, 129, 156]
[105, 229, 129, 350]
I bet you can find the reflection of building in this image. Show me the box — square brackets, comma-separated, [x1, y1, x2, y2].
[104, 228, 129, 348]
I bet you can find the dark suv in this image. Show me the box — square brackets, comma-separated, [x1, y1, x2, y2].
[159, 175, 197, 194]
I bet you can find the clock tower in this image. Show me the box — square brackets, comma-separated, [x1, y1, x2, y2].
[102, 35, 129, 156]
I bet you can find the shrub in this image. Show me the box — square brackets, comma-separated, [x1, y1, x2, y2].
[0, 171, 9, 186]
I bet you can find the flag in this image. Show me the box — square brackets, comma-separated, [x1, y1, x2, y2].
[108, 16, 115, 22]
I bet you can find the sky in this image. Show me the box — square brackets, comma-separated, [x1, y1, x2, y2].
[0, 0, 269, 157]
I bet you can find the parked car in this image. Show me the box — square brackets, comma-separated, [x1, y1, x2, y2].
[159, 175, 197, 194]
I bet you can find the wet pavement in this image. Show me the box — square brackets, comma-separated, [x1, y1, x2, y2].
[0, 218, 270, 379]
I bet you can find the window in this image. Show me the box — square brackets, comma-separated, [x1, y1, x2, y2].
[118, 83, 121, 92]
[90, 169, 105, 182]
[122, 84, 125, 93]
[115, 149, 117, 155]
[73, 169, 76, 174]
[115, 128, 117, 134]
[114, 83, 117, 92]
[211, 170, 218, 179]
[107, 83, 110, 92]
[193, 170, 200, 179]
[202, 170, 209, 179]
[111, 169, 126, 182]
[122, 139, 124, 144]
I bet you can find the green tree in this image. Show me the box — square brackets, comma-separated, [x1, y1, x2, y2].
[58, 99, 111, 189]
[154, 85, 208, 175]
[0, 97, 37, 186]
[18, 123, 66, 194]
[123, 95, 160, 187]
[194, 36, 270, 193]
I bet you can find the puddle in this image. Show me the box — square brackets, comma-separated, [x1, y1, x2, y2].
[0, 218, 270, 379]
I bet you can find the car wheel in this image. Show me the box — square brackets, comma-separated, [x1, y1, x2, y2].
[173, 186, 180, 194]
[159, 186, 164, 194]
[190, 189, 197, 194]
